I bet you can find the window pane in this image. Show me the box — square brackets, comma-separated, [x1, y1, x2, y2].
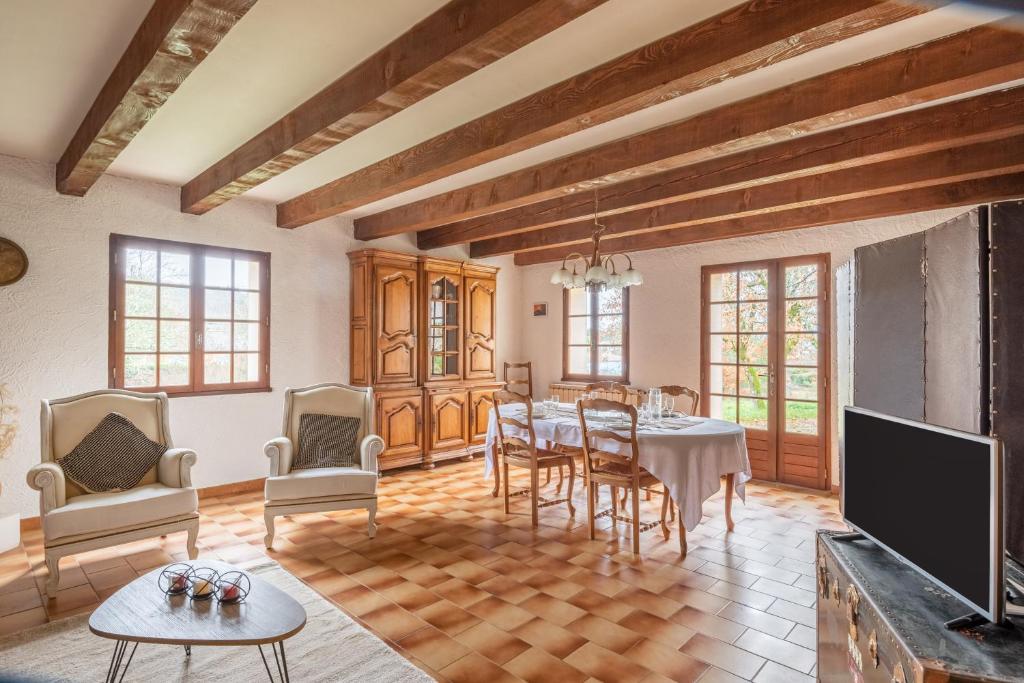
[234, 353, 260, 382]
[598, 315, 622, 345]
[159, 354, 189, 386]
[738, 302, 768, 332]
[568, 316, 590, 345]
[709, 272, 737, 301]
[739, 269, 768, 300]
[738, 334, 768, 365]
[204, 321, 231, 351]
[709, 335, 737, 363]
[445, 328, 458, 350]
[598, 346, 622, 377]
[598, 288, 623, 314]
[785, 333, 818, 365]
[444, 279, 457, 300]
[160, 251, 190, 285]
[125, 283, 157, 317]
[125, 248, 157, 282]
[159, 320, 189, 353]
[233, 322, 260, 351]
[739, 397, 769, 430]
[205, 256, 232, 288]
[710, 395, 737, 422]
[785, 300, 818, 332]
[786, 367, 818, 401]
[709, 303, 737, 333]
[125, 319, 156, 352]
[709, 365, 737, 395]
[124, 354, 156, 387]
[204, 354, 230, 384]
[234, 259, 260, 290]
[786, 400, 819, 435]
[205, 289, 231, 319]
[159, 286, 189, 319]
[786, 264, 818, 298]
[445, 302, 458, 326]
[568, 288, 589, 315]
[569, 346, 591, 375]
[739, 366, 768, 398]
[234, 291, 260, 321]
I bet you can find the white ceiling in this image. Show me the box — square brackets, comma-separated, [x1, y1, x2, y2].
[0, 0, 1010, 221]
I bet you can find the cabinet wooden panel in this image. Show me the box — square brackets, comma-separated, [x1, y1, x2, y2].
[465, 274, 497, 380]
[427, 388, 468, 454]
[376, 389, 423, 468]
[468, 385, 499, 445]
[375, 263, 418, 385]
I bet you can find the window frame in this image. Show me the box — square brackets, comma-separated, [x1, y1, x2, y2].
[108, 234, 271, 397]
[561, 286, 630, 383]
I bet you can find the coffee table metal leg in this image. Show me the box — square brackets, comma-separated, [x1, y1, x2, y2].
[105, 640, 138, 683]
[257, 641, 291, 682]
[278, 640, 290, 683]
[184, 644, 191, 656]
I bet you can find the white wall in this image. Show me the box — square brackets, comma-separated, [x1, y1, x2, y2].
[518, 209, 968, 487]
[0, 154, 519, 519]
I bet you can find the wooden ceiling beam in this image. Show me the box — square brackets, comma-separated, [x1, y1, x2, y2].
[275, 0, 932, 230]
[356, 23, 1024, 237]
[512, 173, 1024, 266]
[419, 86, 1024, 250]
[471, 135, 1024, 257]
[56, 0, 257, 196]
[180, 0, 603, 215]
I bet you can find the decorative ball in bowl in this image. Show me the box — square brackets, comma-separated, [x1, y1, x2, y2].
[215, 571, 251, 604]
[187, 567, 221, 601]
[158, 563, 195, 596]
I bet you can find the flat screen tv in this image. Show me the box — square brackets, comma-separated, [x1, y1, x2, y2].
[843, 406, 1003, 622]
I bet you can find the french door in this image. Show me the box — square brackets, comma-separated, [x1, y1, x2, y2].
[700, 255, 830, 489]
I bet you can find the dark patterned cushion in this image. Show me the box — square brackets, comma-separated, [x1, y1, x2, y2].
[57, 412, 167, 493]
[293, 413, 361, 470]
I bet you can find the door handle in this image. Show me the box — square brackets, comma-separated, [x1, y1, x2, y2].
[768, 364, 776, 398]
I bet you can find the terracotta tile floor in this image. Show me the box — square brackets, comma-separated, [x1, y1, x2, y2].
[0, 460, 846, 682]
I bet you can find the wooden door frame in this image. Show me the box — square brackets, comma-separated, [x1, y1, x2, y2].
[700, 254, 830, 490]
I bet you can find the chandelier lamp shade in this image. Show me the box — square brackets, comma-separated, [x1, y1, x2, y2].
[549, 191, 643, 291]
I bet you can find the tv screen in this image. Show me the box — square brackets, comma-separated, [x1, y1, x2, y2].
[843, 407, 1002, 621]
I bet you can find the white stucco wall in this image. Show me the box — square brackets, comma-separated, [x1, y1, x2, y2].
[0, 154, 519, 519]
[517, 208, 969, 487]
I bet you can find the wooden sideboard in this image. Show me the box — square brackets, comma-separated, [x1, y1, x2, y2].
[349, 249, 500, 471]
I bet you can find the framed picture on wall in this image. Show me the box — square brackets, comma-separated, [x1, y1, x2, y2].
[533, 302, 548, 317]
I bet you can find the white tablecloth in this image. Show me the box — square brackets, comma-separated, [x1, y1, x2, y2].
[484, 404, 751, 532]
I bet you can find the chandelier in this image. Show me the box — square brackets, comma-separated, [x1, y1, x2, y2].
[549, 191, 643, 291]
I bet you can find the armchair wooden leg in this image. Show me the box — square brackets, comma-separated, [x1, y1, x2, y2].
[631, 485, 641, 555]
[264, 511, 276, 549]
[186, 522, 199, 560]
[530, 465, 540, 528]
[565, 461, 576, 517]
[367, 499, 378, 539]
[44, 553, 60, 599]
[587, 483, 597, 540]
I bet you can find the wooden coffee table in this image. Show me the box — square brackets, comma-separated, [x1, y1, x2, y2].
[89, 559, 306, 682]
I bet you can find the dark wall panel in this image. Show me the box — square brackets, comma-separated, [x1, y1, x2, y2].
[854, 233, 926, 421]
[989, 200, 1024, 564]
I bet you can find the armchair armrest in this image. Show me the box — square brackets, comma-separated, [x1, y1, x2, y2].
[264, 436, 293, 477]
[27, 463, 66, 515]
[158, 448, 197, 488]
[360, 434, 385, 474]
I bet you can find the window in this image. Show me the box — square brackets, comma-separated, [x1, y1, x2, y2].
[562, 287, 629, 382]
[109, 234, 270, 396]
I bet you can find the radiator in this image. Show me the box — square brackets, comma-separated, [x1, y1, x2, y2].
[548, 382, 644, 406]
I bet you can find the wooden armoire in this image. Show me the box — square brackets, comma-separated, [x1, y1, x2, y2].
[348, 249, 500, 471]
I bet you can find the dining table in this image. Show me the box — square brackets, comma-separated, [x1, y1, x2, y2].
[484, 402, 752, 532]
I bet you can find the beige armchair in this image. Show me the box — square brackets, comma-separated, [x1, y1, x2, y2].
[28, 389, 199, 598]
[263, 383, 384, 548]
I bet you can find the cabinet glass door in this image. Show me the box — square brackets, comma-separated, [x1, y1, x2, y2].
[427, 275, 460, 380]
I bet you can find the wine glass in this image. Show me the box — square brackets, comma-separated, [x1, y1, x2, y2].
[548, 395, 559, 414]
[663, 396, 675, 419]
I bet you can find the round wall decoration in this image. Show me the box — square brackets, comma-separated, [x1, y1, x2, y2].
[0, 237, 28, 286]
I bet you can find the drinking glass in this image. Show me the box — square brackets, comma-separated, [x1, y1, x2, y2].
[647, 388, 662, 425]
[549, 395, 559, 414]
[663, 396, 675, 418]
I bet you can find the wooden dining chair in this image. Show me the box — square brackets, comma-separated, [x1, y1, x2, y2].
[503, 361, 534, 398]
[578, 398, 683, 555]
[583, 381, 631, 403]
[494, 390, 575, 527]
[659, 385, 700, 415]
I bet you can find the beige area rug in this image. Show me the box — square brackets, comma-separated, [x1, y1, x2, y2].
[0, 561, 433, 682]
